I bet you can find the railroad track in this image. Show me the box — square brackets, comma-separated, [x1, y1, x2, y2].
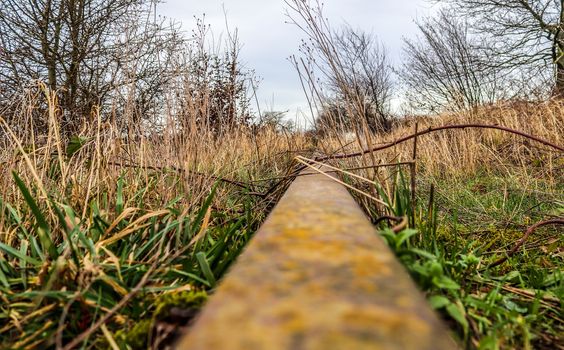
[176, 166, 458, 349]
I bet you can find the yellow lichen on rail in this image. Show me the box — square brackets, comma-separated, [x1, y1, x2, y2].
[176, 167, 457, 350]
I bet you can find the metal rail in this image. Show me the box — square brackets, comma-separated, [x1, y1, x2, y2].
[176, 167, 457, 349]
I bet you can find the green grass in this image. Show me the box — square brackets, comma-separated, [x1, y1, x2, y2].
[0, 171, 264, 349]
[0, 123, 560, 349]
[365, 168, 563, 349]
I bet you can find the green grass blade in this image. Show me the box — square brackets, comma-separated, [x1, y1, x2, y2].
[196, 252, 216, 287]
[116, 176, 124, 215]
[0, 242, 41, 265]
[0, 258, 11, 288]
[190, 184, 218, 241]
[170, 269, 211, 287]
[66, 136, 89, 158]
[19, 240, 29, 289]
[12, 172, 57, 259]
[51, 202, 81, 266]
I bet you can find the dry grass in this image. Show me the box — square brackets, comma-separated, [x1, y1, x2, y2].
[0, 83, 562, 349]
[308, 100, 563, 349]
[316, 99, 562, 179]
[0, 87, 309, 348]
[0, 89, 308, 244]
[398, 100, 561, 177]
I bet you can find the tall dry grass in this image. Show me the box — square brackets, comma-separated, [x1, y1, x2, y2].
[316, 100, 562, 181]
[0, 85, 309, 348]
[303, 100, 563, 350]
[0, 81, 562, 349]
[295, 100, 562, 232]
[0, 86, 308, 242]
[393, 100, 562, 178]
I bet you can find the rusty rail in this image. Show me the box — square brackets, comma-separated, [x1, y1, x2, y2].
[176, 167, 457, 349]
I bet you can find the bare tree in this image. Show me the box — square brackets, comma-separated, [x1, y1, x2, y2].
[436, 0, 564, 96]
[329, 27, 393, 129]
[286, 0, 393, 134]
[399, 10, 501, 113]
[256, 110, 294, 132]
[170, 18, 254, 136]
[0, 0, 185, 133]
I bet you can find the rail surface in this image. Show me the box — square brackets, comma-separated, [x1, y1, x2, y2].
[176, 167, 457, 349]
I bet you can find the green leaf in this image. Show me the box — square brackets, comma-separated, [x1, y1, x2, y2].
[428, 260, 443, 278]
[433, 275, 460, 290]
[20, 240, 29, 289]
[446, 302, 469, 334]
[379, 227, 396, 245]
[51, 202, 80, 266]
[170, 269, 211, 287]
[116, 176, 124, 215]
[502, 297, 528, 313]
[409, 248, 438, 260]
[496, 270, 521, 283]
[2, 200, 29, 237]
[429, 295, 451, 309]
[66, 136, 89, 158]
[192, 185, 217, 235]
[478, 335, 499, 350]
[395, 228, 418, 249]
[0, 258, 11, 288]
[543, 271, 562, 287]
[376, 186, 393, 213]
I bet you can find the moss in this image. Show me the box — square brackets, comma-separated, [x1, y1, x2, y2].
[100, 291, 207, 349]
[153, 290, 208, 320]
[114, 319, 152, 350]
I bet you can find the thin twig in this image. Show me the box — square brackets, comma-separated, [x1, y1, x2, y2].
[317, 123, 564, 161]
[391, 216, 409, 233]
[488, 218, 564, 268]
[294, 157, 389, 207]
[106, 161, 263, 191]
[372, 215, 404, 226]
[250, 161, 414, 183]
[296, 155, 376, 186]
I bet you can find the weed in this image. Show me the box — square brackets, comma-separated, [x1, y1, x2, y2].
[0, 81, 305, 348]
[0, 172, 266, 348]
[360, 166, 563, 349]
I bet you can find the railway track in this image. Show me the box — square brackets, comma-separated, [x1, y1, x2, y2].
[176, 166, 457, 349]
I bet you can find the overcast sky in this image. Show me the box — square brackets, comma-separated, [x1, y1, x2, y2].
[159, 0, 436, 124]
